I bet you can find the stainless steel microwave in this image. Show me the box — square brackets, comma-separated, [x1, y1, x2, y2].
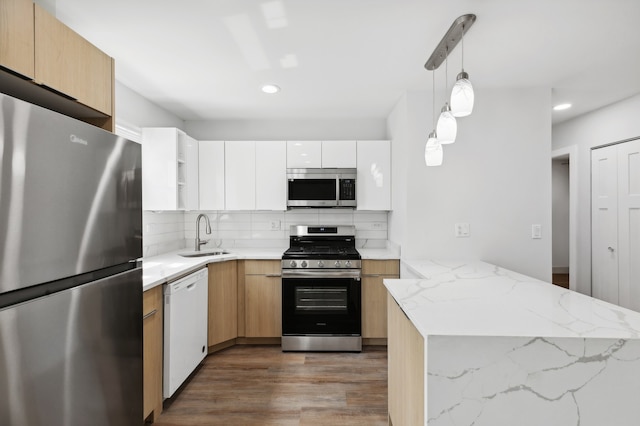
[287, 168, 357, 208]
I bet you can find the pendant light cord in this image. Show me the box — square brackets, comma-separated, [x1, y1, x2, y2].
[445, 47, 449, 104]
[461, 24, 465, 71]
[432, 70, 436, 128]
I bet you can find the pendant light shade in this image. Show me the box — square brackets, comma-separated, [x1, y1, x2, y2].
[425, 131, 443, 167]
[450, 21, 474, 117]
[436, 103, 457, 144]
[451, 71, 474, 117]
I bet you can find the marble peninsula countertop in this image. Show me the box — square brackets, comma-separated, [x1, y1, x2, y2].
[385, 260, 640, 426]
[386, 259, 640, 339]
[142, 246, 399, 291]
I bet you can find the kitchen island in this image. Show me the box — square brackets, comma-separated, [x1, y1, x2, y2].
[385, 260, 640, 426]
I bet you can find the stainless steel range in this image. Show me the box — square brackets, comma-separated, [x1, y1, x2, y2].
[281, 225, 362, 352]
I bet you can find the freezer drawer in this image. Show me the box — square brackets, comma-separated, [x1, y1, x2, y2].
[163, 268, 208, 398]
[0, 267, 143, 426]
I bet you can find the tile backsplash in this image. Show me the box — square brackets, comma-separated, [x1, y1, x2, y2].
[143, 209, 388, 257]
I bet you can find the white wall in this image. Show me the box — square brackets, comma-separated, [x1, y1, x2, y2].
[387, 94, 409, 252]
[552, 159, 570, 272]
[553, 93, 640, 295]
[115, 82, 185, 131]
[114, 81, 187, 256]
[388, 88, 552, 281]
[185, 118, 387, 141]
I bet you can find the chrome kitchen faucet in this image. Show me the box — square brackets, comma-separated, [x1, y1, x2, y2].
[195, 214, 212, 251]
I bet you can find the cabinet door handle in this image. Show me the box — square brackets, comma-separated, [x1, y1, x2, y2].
[143, 309, 157, 320]
[608, 246, 615, 252]
[265, 274, 282, 278]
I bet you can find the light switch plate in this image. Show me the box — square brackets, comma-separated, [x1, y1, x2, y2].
[270, 220, 281, 230]
[455, 223, 470, 238]
[532, 224, 542, 239]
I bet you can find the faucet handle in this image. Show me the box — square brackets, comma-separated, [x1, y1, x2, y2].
[199, 239, 209, 246]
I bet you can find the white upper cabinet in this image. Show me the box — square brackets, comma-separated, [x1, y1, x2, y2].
[142, 127, 199, 211]
[287, 141, 321, 168]
[256, 141, 287, 210]
[357, 140, 391, 210]
[225, 141, 256, 210]
[322, 140, 357, 168]
[198, 140, 225, 210]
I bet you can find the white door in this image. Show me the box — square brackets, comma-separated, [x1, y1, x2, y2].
[287, 141, 321, 168]
[591, 145, 619, 304]
[322, 140, 357, 168]
[357, 140, 391, 210]
[198, 141, 225, 210]
[256, 141, 286, 210]
[225, 141, 256, 210]
[617, 139, 640, 311]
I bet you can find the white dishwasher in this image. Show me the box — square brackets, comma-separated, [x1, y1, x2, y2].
[163, 267, 208, 398]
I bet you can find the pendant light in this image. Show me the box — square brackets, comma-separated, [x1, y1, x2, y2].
[450, 23, 474, 117]
[436, 48, 457, 144]
[425, 70, 443, 167]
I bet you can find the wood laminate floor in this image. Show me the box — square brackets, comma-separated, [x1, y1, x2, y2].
[552, 273, 570, 289]
[153, 345, 388, 426]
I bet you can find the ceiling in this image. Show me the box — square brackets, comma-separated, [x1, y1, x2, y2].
[52, 0, 640, 124]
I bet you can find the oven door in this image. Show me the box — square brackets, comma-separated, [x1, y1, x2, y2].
[281, 269, 361, 336]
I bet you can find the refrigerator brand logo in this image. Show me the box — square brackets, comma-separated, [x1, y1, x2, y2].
[70, 134, 88, 146]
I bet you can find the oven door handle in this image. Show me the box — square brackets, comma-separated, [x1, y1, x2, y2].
[281, 269, 361, 280]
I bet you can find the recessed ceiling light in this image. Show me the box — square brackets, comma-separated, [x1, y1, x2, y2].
[553, 103, 572, 111]
[261, 84, 280, 94]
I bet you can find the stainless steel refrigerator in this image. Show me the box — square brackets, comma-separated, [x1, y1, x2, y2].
[0, 93, 143, 425]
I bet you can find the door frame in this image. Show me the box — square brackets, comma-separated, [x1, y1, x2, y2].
[552, 145, 578, 291]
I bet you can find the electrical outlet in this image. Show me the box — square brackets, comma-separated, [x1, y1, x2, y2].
[455, 223, 470, 238]
[532, 224, 542, 239]
[270, 220, 281, 231]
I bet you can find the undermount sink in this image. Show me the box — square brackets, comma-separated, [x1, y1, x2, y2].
[178, 249, 230, 258]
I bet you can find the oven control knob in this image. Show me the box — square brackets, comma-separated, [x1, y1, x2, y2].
[346, 260, 352, 268]
[335, 261, 341, 267]
[318, 261, 325, 268]
[301, 261, 308, 268]
[290, 260, 297, 268]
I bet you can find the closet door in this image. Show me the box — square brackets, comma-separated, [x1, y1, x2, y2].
[617, 140, 640, 311]
[591, 145, 619, 304]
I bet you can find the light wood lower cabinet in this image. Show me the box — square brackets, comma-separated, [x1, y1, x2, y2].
[362, 259, 399, 339]
[387, 293, 424, 426]
[143, 285, 163, 422]
[208, 261, 238, 346]
[244, 260, 282, 338]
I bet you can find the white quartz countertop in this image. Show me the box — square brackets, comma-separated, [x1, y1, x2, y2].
[142, 246, 399, 291]
[142, 247, 286, 291]
[385, 259, 640, 340]
[358, 247, 400, 260]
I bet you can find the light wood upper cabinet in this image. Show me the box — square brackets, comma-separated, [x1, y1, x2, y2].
[208, 261, 238, 347]
[0, 0, 35, 79]
[143, 286, 163, 422]
[244, 260, 282, 338]
[362, 259, 399, 339]
[34, 4, 113, 115]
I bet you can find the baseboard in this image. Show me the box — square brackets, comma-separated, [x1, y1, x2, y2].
[553, 267, 569, 274]
[236, 337, 282, 345]
[208, 339, 237, 354]
[363, 338, 387, 346]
